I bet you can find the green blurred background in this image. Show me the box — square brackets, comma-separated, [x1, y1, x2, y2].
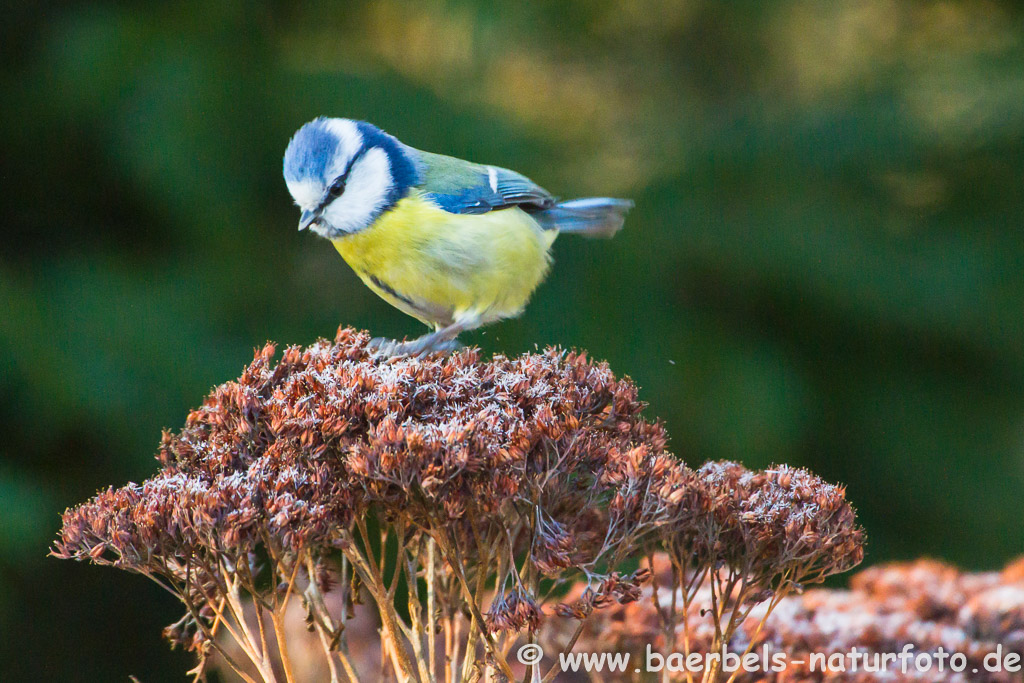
[3, 0, 1024, 679]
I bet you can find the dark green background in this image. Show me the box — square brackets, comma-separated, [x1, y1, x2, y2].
[3, 1, 1024, 680]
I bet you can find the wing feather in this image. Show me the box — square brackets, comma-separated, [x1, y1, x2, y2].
[412, 149, 556, 215]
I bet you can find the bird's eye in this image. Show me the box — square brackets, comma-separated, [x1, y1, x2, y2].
[328, 180, 346, 198]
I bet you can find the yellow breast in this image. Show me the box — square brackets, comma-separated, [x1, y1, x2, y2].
[331, 192, 556, 327]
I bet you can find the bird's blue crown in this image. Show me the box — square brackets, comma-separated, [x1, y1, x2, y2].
[283, 118, 419, 202]
[283, 117, 341, 185]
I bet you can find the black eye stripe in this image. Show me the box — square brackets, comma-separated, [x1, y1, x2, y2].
[318, 145, 372, 210]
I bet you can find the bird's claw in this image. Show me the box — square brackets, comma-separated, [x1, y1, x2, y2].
[430, 339, 464, 355]
[368, 336, 463, 359]
[367, 337, 398, 357]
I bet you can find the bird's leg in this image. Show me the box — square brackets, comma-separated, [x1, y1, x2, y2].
[369, 316, 476, 358]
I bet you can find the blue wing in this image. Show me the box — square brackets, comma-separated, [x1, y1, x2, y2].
[411, 149, 556, 215]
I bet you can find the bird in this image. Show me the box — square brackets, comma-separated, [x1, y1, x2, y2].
[283, 117, 633, 356]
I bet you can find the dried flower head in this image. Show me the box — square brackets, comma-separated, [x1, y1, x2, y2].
[485, 588, 543, 634]
[660, 461, 865, 589]
[557, 553, 1024, 682]
[53, 328, 865, 683]
[53, 329, 691, 682]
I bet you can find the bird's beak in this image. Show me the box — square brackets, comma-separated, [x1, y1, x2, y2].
[298, 209, 319, 231]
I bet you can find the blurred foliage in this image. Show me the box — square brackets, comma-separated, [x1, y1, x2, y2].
[3, 0, 1024, 679]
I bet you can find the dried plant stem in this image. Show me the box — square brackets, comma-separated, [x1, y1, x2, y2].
[442, 534, 515, 682]
[336, 646, 361, 683]
[202, 589, 266, 683]
[442, 616, 453, 683]
[402, 546, 434, 683]
[381, 631, 404, 682]
[540, 618, 587, 683]
[302, 556, 358, 683]
[701, 572, 728, 683]
[272, 551, 304, 683]
[678, 566, 710, 683]
[646, 554, 683, 683]
[450, 613, 465, 683]
[178, 558, 271, 683]
[269, 610, 297, 683]
[225, 576, 280, 683]
[459, 591, 481, 682]
[722, 597, 784, 683]
[190, 600, 261, 683]
[313, 621, 344, 683]
[203, 604, 261, 680]
[723, 577, 749, 642]
[254, 604, 272, 679]
[344, 542, 417, 681]
[427, 539, 437, 683]
[147, 568, 259, 683]
[346, 525, 406, 675]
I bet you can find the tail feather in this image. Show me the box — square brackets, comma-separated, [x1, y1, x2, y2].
[533, 197, 633, 238]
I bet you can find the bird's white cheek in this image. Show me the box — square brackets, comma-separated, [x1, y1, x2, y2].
[286, 179, 323, 210]
[321, 148, 393, 235]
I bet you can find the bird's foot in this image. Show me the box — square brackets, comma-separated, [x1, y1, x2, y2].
[368, 336, 463, 358]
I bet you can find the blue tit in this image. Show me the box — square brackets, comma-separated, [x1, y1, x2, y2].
[283, 117, 632, 356]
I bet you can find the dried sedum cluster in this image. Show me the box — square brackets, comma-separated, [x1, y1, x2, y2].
[560, 554, 1024, 682]
[54, 328, 864, 683]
